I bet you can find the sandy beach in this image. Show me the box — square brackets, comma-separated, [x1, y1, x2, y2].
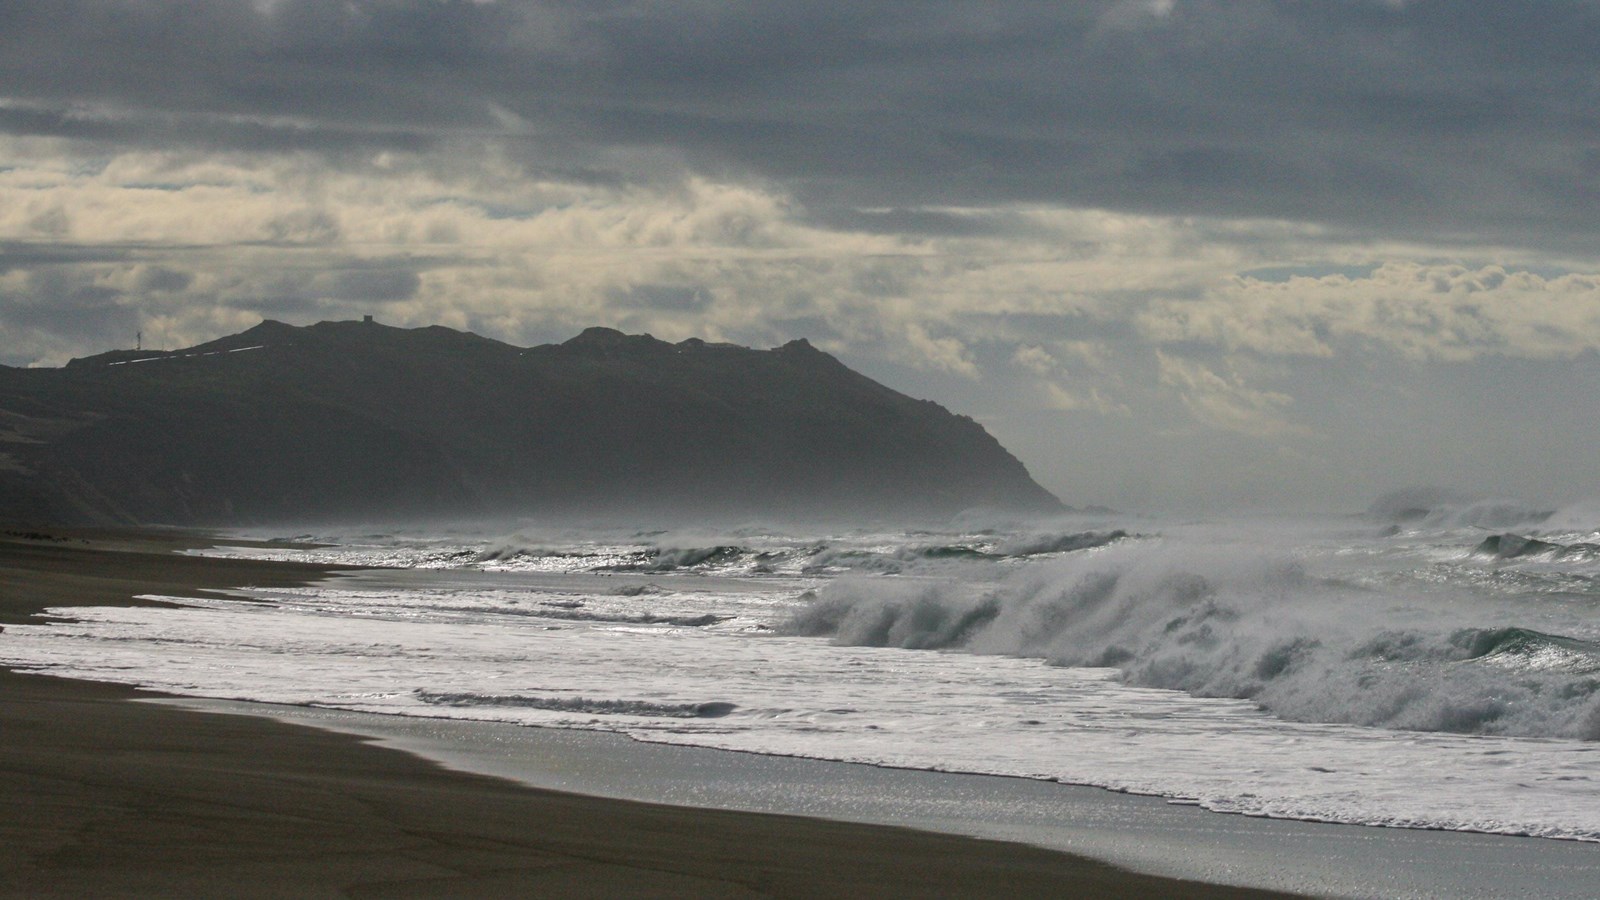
[0, 527, 1293, 898]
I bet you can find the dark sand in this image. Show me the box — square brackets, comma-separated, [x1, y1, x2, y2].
[0, 527, 1294, 898]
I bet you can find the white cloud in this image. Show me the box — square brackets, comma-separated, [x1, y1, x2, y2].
[1096, 0, 1179, 32]
[1140, 262, 1600, 362]
[1008, 343, 1128, 415]
[904, 323, 979, 377]
[1156, 352, 1309, 438]
[8, 136, 1598, 383]
[1010, 345, 1056, 377]
[0, 137, 1278, 372]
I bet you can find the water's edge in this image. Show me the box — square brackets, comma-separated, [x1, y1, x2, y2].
[156, 697, 1600, 900]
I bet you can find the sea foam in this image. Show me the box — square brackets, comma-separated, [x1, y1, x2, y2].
[789, 531, 1600, 740]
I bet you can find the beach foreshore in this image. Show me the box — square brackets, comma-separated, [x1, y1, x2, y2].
[0, 526, 1291, 898]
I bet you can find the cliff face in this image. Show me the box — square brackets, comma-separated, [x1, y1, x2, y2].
[0, 320, 1061, 526]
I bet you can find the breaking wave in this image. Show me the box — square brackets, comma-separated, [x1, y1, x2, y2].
[787, 539, 1600, 740]
[467, 528, 1134, 578]
[524, 609, 728, 627]
[1367, 488, 1600, 539]
[997, 529, 1130, 557]
[425, 602, 728, 628]
[473, 539, 753, 573]
[416, 690, 737, 718]
[798, 530, 1131, 574]
[616, 545, 748, 571]
[1473, 533, 1600, 562]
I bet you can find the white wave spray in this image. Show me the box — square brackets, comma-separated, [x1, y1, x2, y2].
[788, 533, 1600, 740]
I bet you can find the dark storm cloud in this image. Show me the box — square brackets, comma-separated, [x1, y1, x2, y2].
[215, 256, 434, 312]
[0, 241, 132, 273]
[4, 1, 1599, 245]
[0, 267, 136, 341]
[0, 101, 440, 155]
[0, 1, 516, 131]
[131, 266, 193, 293]
[608, 283, 710, 312]
[804, 207, 1050, 240]
[318, 267, 423, 302]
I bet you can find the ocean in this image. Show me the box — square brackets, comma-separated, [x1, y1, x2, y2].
[5, 496, 1600, 846]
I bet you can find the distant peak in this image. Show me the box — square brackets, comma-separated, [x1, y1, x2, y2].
[306, 318, 402, 334]
[676, 337, 742, 351]
[560, 327, 675, 354]
[775, 338, 842, 368]
[243, 319, 297, 336]
[566, 326, 629, 345]
[166, 318, 301, 355]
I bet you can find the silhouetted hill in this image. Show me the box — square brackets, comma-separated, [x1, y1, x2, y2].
[0, 320, 1061, 526]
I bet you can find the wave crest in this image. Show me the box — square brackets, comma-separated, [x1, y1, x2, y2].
[1367, 488, 1600, 537]
[997, 529, 1130, 557]
[785, 541, 1600, 740]
[416, 690, 737, 718]
[1473, 533, 1600, 561]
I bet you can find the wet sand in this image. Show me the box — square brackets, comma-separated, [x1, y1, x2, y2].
[0, 527, 1292, 898]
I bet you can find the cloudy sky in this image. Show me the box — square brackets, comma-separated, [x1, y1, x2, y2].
[4, 1, 1599, 512]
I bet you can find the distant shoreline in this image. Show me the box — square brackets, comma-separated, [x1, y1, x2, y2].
[0, 525, 1288, 898]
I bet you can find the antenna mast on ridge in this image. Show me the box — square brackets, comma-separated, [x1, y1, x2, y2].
[137, 331, 142, 351]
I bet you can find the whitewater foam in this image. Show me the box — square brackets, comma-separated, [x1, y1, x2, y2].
[7, 512, 1600, 844]
[417, 690, 738, 718]
[790, 528, 1600, 740]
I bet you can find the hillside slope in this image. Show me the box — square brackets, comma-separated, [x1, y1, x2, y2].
[0, 320, 1061, 525]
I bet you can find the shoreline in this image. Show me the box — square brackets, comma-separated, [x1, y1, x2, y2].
[1, 525, 1292, 898]
[161, 696, 1600, 899]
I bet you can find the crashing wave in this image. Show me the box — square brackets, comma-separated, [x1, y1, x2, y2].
[430, 603, 727, 627]
[1453, 627, 1600, 674]
[601, 545, 748, 572]
[786, 540, 1600, 740]
[416, 690, 737, 718]
[1364, 488, 1600, 536]
[997, 530, 1130, 557]
[796, 531, 1130, 575]
[1473, 533, 1600, 561]
[530, 609, 728, 627]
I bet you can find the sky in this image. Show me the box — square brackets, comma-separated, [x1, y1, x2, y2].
[3, 1, 1599, 512]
